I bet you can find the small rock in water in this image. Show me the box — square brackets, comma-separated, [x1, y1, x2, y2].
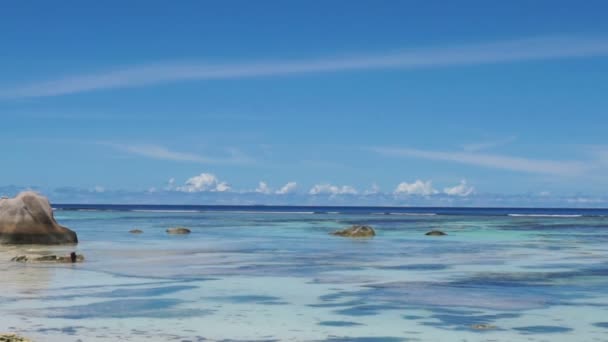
[55, 254, 85, 262]
[166, 227, 191, 234]
[0, 333, 32, 342]
[331, 225, 375, 238]
[425, 230, 447, 236]
[471, 323, 497, 330]
[129, 229, 143, 234]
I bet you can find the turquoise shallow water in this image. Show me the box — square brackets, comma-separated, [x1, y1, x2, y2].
[1, 209, 608, 341]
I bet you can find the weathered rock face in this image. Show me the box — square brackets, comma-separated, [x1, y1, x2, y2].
[0, 333, 32, 342]
[425, 230, 447, 236]
[331, 225, 376, 238]
[129, 229, 144, 234]
[166, 227, 191, 234]
[0, 192, 78, 244]
[11, 253, 85, 263]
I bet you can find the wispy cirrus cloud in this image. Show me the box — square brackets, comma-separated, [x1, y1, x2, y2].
[370, 146, 588, 177]
[461, 136, 517, 152]
[102, 142, 252, 164]
[2, 35, 608, 99]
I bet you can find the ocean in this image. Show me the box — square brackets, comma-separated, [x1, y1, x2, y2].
[1, 205, 608, 341]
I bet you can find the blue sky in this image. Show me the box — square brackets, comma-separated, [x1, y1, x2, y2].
[1, 1, 608, 206]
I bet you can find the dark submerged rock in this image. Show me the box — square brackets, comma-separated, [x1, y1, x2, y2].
[471, 323, 497, 330]
[10, 255, 28, 262]
[331, 225, 375, 238]
[425, 230, 447, 236]
[0, 191, 78, 244]
[11, 253, 85, 263]
[166, 227, 191, 235]
[35, 255, 58, 262]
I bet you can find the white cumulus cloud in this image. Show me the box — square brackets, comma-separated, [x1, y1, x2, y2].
[166, 178, 176, 190]
[255, 181, 272, 194]
[177, 173, 231, 192]
[309, 184, 358, 195]
[276, 182, 297, 195]
[443, 180, 475, 196]
[363, 183, 381, 195]
[566, 197, 604, 204]
[93, 185, 105, 193]
[394, 180, 437, 196]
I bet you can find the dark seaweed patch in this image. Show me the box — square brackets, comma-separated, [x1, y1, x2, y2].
[96, 285, 198, 298]
[513, 325, 573, 334]
[377, 264, 448, 271]
[309, 299, 368, 308]
[421, 312, 519, 331]
[321, 337, 406, 342]
[334, 303, 403, 316]
[43, 299, 212, 319]
[36, 326, 84, 335]
[318, 321, 364, 327]
[38, 285, 198, 301]
[207, 295, 288, 305]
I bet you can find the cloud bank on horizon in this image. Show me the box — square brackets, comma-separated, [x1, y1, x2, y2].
[163, 173, 474, 198]
[1, 176, 605, 208]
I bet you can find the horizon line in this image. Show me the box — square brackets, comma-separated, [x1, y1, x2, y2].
[50, 203, 608, 210]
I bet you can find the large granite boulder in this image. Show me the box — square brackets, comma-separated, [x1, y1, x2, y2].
[0, 192, 78, 244]
[331, 225, 376, 238]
